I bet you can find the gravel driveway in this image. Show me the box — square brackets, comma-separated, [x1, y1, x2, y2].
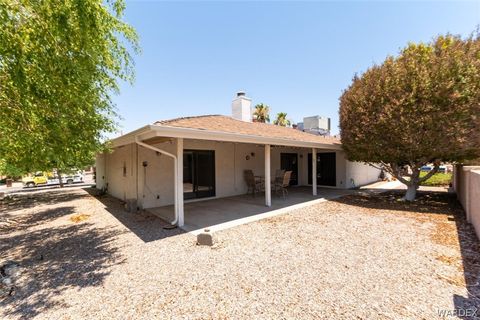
[1, 188, 479, 319]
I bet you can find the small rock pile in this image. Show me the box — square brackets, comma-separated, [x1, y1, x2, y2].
[0, 261, 20, 297]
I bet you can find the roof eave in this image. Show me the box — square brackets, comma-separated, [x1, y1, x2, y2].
[147, 125, 342, 150]
[109, 125, 153, 148]
[109, 124, 342, 150]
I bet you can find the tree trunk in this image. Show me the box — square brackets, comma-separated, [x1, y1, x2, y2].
[386, 163, 427, 201]
[57, 170, 64, 188]
[404, 183, 418, 201]
[403, 168, 420, 201]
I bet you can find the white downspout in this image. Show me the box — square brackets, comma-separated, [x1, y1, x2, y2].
[265, 144, 271, 207]
[312, 148, 317, 196]
[135, 138, 179, 226]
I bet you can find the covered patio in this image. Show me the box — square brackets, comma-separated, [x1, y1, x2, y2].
[125, 118, 348, 231]
[97, 114, 381, 233]
[147, 186, 353, 233]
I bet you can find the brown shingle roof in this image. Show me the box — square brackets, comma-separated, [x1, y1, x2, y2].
[154, 115, 341, 145]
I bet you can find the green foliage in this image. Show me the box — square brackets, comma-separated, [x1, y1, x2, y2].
[339, 32, 480, 200]
[253, 103, 270, 123]
[419, 172, 452, 186]
[0, 0, 138, 175]
[273, 112, 291, 127]
[0, 159, 23, 178]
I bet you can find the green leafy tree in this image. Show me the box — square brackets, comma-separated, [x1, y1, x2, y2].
[340, 33, 480, 201]
[253, 103, 270, 123]
[0, 0, 138, 185]
[0, 159, 23, 179]
[273, 112, 291, 127]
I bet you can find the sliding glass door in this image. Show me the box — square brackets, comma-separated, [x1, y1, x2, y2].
[183, 150, 215, 200]
[308, 152, 336, 187]
[280, 153, 298, 185]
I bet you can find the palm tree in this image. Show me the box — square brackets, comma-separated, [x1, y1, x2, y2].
[253, 103, 270, 123]
[273, 112, 291, 127]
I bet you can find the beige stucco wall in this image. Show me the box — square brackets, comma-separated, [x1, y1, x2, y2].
[95, 152, 106, 190]
[335, 151, 347, 188]
[103, 143, 137, 202]
[137, 140, 175, 209]
[469, 170, 480, 240]
[98, 139, 367, 209]
[137, 140, 315, 208]
[458, 167, 469, 215]
[454, 166, 480, 241]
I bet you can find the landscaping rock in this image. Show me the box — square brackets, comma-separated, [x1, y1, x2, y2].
[197, 229, 214, 246]
[0, 261, 20, 297]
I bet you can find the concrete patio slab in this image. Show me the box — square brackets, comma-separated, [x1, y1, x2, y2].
[147, 186, 354, 234]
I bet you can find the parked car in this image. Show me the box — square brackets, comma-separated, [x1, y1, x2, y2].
[22, 172, 84, 188]
[420, 165, 447, 173]
[420, 166, 433, 172]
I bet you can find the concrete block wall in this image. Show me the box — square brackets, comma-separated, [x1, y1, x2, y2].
[345, 161, 382, 189]
[469, 170, 480, 241]
[454, 165, 480, 240]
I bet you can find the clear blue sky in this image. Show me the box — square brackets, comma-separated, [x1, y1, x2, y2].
[114, 0, 480, 136]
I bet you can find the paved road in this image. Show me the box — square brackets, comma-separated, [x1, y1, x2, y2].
[0, 176, 96, 196]
[0, 182, 96, 196]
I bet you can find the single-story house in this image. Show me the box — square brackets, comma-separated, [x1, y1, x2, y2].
[96, 92, 381, 227]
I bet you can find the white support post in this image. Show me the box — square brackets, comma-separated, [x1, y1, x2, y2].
[177, 138, 184, 226]
[265, 144, 271, 207]
[312, 148, 317, 196]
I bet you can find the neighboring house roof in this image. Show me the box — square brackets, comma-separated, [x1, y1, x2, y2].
[112, 115, 341, 150]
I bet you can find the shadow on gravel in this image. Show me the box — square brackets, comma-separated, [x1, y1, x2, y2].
[0, 219, 126, 319]
[452, 215, 480, 318]
[0, 187, 185, 318]
[85, 187, 186, 243]
[0, 190, 91, 211]
[333, 189, 458, 215]
[0, 206, 76, 233]
[331, 190, 480, 317]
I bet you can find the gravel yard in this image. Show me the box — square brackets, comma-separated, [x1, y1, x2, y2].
[1, 187, 479, 319]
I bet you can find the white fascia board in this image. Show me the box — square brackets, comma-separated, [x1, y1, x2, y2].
[149, 125, 342, 150]
[110, 125, 151, 148]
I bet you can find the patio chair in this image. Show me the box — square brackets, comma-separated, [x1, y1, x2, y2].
[273, 169, 285, 184]
[274, 170, 292, 199]
[244, 170, 263, 197]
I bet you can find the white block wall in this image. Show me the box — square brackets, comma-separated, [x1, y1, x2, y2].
[345, 161, 382, 188]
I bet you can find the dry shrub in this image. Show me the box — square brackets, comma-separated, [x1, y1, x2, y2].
[69, 213, 91, 223]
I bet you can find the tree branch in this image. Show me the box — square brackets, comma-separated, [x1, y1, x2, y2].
[418, 164, 440, 183]
[366, 162, 384, 171]
[390, 163, 410, 185]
